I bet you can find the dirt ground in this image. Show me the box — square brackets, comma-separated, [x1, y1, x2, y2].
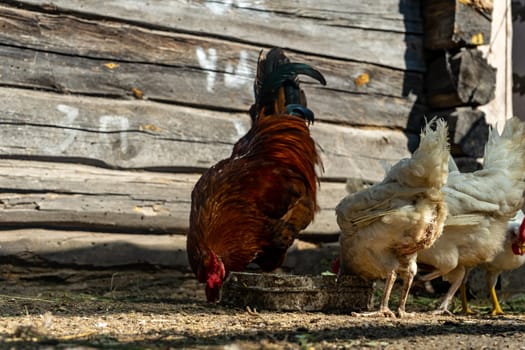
[0, 265, 525, 350]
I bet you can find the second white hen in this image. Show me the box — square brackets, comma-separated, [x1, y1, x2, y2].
[336, 120, 449, 317]
[418, 117, 525, 315]
[463, 211, 525, 315]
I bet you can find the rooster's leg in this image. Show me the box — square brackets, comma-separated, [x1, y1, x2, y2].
[487, 271, 504, 316]
[354, 270, 396, 318]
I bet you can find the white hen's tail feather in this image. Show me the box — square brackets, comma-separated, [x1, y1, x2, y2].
[386, 119, 449, 189]
[483, 117, 525, 180]
[444, 117, 525, 224]
[336, 120, 449, 225]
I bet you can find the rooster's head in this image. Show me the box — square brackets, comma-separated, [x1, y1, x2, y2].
[331, 256, 340, 275]
[203, 252, 226, 302]
[511, 218, 525, 256]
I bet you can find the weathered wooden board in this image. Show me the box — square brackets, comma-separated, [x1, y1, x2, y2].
[313, 123, 417, 181]
[213, 1, 424, 33]
[13, 0, 423, 33]
[425, 48, 496, 108]
[0, 87, 414, 182]
[0, 229, 188, 268]
[0, 5, 426, 129]
[0, 44, 424, 130]
[0, 230, 339, 274]
[0, 159, 348, 236]
[13, 0, 425, 72]
[0, 1, 428, 247]
[430, 107, 489, 157]
[0, 160, 195, 201]
[0, 159, 192, 234]
[423, 0, 492, 49]
[0, 192, 189, 233]
[0, 3, 423, 96]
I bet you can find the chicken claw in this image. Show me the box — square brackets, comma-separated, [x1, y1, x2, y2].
[352, 307, 396, 318]
[490, 308, 505, 316]
[397, 309, 415, 318]
[489, 286, 505, 316]
[430, 307, 454, 317]
[460, 284, 477, 315]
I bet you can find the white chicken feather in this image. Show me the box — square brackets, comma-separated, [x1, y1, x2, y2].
[472, 210, 525, 315]
[336, 119, 449, 317]
[417, 117, 525, 314]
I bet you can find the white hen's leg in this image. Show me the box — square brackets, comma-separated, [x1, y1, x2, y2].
[397, 259, 417, 318]
[433, 267, 465, 315]
[380, 270, 397, 316]
[459, 268, 475, 315]
[421, 269, 443, 282]
[486, 270, 504, 315]
[355, 270, 397, 318]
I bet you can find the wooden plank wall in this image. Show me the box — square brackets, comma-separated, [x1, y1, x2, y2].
[0, 0, 426, 259]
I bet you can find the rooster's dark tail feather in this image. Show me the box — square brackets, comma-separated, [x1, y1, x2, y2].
[249, 48, 326, 123]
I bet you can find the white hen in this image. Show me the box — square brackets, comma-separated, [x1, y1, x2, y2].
[470, 211, 525, 315]
[336, 120, 449, 317]
[418, 117, 525, 315]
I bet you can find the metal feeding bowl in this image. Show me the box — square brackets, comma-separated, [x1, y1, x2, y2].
[220, 272, 375, 312]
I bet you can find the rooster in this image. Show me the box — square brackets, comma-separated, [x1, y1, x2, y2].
[460, 211, 525, 315]
[336, 120, 449, 317]
[187, 48, 326, 302]
[417, 117, 525, 315]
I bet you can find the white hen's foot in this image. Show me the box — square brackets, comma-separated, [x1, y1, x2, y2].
[352, 307, 396, 318]
[431, 307, 454, 316]
[397, 309, 415, 318]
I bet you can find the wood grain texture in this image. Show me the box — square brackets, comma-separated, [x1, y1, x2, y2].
[0, 45, 424, 130]
[0, 5, 425, 129]
[425, 48, 496, 108]
[0, 159, 350, 236]
[13, 0, 425, 71]
[430, 107, 489, 157]
[0, 229, 339, 273]
[0, 1, 425, 243]
[0, 229, 190, 267]
[0, 87, 414, 182]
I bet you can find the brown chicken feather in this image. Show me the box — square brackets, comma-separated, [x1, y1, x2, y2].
[187, 47, 326, 302]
